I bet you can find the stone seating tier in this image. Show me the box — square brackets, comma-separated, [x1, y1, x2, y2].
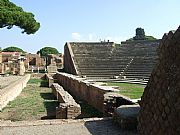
[66, 41, 159, 80]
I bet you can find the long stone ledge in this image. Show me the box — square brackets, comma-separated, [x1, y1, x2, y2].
[0, 74, 31, 111]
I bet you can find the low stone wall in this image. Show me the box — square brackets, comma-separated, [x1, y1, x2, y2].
[30, 73, 45, 79]
[51, 83, 81, 119]
[45, 73, 56, 87]
[55, 72, 134, 114]
[0, 74, 31, 111]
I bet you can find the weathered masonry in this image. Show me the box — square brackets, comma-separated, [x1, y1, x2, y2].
[51, 83, 81, 119]
[64, 40, 160, 81]
[54, 72, 135, 114]
[138, 27, 180, 135]
[0, 74, 30, 111]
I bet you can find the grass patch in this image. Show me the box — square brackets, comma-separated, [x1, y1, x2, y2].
[0, 79, 58, 121]
[28, 78, 48, 87]
[104, 82, 145, 99]
[28, 78, 42, 84]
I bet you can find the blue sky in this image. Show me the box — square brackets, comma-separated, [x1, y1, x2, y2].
[0, 0, 180, 53]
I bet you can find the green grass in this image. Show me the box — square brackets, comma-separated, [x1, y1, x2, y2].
[0, 78, 58, 121]
[0, 78, 104, 121]
[104, 82, 145, 99]
[28, 78, 48, 87]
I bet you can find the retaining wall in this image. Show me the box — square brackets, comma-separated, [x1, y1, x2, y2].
[55, 72, 134, 113]
[0, 74, 31, 111]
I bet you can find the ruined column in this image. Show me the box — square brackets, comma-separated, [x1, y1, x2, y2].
[18, 57, 26, 76]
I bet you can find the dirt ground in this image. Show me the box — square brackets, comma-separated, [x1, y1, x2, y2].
[0, 75, 23, 89]
[0, 118, 138, 135]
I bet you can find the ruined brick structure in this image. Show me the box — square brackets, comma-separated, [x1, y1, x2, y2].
[0, 52, 24, 75]
[54, 72, 134, 114]
[24, 54, 44, 69]
[47, 54, 63, 69]
[64, 40, 160, 81]
[0, 52, 21, 63]
[51, 83, 81, 119]
[138, 28, 180, 135]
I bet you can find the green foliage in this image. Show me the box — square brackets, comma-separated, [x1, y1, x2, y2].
[126, 36, 157, 41]
[0, 0, 40, 34]
[126, 28, 157, 41]
[2, 46, 24, 52]
[145, 35, 157, 40]
[38, 47, 59, 56]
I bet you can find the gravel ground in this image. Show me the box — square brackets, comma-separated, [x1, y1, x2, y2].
[0, 76, 23, 89]
[0, 118, 138, 135]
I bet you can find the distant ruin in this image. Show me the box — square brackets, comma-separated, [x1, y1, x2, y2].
[0, 52, 63, 75]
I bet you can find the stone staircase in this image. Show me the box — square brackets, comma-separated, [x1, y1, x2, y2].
[65, 40, 160, 81]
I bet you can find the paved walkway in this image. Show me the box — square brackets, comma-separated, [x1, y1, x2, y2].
[0, 118, 138, 135]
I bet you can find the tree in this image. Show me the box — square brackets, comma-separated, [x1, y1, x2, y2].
[2, 46, 25, 52]
[38, 47, 59, 56]
[0, 0, 40, 34]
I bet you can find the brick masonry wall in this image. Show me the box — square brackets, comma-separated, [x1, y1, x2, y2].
[138, 27, 180, 135]
[64, 43, 78, 75]
[55, 72, 134, 113]
[51, 83, 81, 119]
[0, 74, 31, 111]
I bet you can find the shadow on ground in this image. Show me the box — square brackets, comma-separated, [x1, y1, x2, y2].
[84, 119, 138, 135]
[40, 80, 49, 87]
[40, 92, 59, 119]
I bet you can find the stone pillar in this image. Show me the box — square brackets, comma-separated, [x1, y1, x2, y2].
[0, 63, 4, 74]
[18, 58, 26, 76]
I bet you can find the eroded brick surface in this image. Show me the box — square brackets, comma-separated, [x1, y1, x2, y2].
[138, 27, 180, 135]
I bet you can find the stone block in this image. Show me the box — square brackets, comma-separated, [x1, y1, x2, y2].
[113, 105, 140, 130]
[47, 65, 57, 73]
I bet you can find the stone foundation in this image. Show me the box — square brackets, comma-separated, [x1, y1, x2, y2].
[51, 83, 81, 119]
[55, 72, 135, 114]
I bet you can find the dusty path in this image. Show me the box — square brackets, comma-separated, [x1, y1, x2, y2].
[0, 118, 138, 135]
[0, 76, 23, 89]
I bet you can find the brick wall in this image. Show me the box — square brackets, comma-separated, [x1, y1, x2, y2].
[51, 83, 81, 119]
[55, 72, 134, 113]
[138, 27, 180, 135]
[64, 43, 78, 75]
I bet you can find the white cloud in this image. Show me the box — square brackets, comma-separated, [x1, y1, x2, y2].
[88, 33, 93, 41]
[71, 32, 81, 40]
